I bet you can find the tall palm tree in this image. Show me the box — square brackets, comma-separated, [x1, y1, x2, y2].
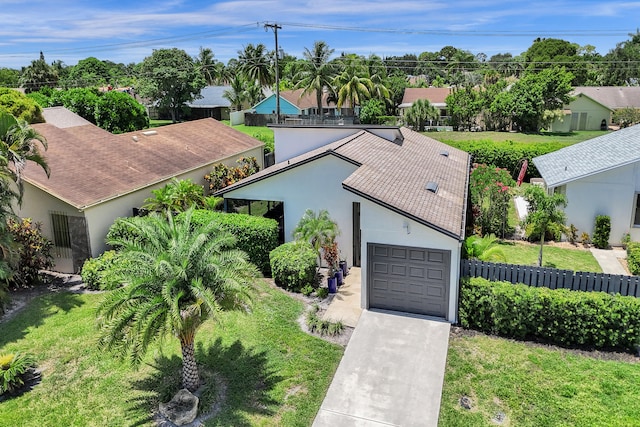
[294, 41, 336, 116]
[365, 54, 390, 103]
[96, 208, 259, 391]
[237, 43, 274, 88]
[195, 47, 218, 86]
[332, 54, 373, 113]
[223, 75, 248, 111]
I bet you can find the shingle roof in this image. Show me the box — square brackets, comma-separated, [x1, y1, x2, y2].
[186, 86, 232, 108]
[218, 127, 470, 239]
[573, 86, 640, 109]
[400, 87, 452, 107]
[42, 106, 93, 128]
[533, 124, 640, 187]
[27, 109, 263, 209]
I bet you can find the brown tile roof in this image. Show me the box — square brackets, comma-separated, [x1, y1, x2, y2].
[280, 89, 340, 110]
[27, 113, 263, 209]
[218, 127, 469, 239]
[401, 87, 452, 106]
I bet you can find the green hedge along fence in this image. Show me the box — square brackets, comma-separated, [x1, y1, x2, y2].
[459, 277, 640, 351]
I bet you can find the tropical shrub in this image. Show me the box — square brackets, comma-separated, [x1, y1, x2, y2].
[446, 140, 564, 180]
[142, 178, 205, 213]
[0, 352, 36, 395]
[592, 215, 611, 249]
[106, 217, 149, 250]
[463, 234, 506, 262]
[204, 157, 259, 193]
[188, 209, 278, 274]
[6, 218, 53, 288]
[269, 241, 317, 292]
[626, 242, 640, 276]
[567, 224, 579, 245]
[459, 277, 640, 350]
[80, 250, 135, 290]
[293, 209, 340, 270]
[469, 164, 515, 237]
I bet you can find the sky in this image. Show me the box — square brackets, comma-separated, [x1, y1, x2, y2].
[1, 0, 640, 69]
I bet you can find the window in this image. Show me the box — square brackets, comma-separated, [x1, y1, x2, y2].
[51, 212, 71, 257]
[634, 194, 640, 227]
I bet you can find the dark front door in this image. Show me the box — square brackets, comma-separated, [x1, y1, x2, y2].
[352, 202, 361, 267]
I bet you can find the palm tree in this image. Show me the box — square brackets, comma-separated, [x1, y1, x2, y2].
[365, 54, 390, 103]
[293, 209, 340, 270]
[96, 208, 259, 391]
[0, 111, 49, 204]
[522, 185, 567, 267]
[294, 41, 336, 116]
[404, 99, 439, 131]
[223, 75, 248, 111]
[237, 43, 274, 88]
[194, 47, 218, 86]
[463, 234, 506, 262]
[142, 178, 205, 213]
[332, 54, 373, 113]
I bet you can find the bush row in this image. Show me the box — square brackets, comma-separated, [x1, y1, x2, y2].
[188, 210, 279, 274]
[269, 241, 317, 292]
[445, 140, 565, 180]
[81, 250, 133, 290]
[627, 242, 640, 276]
[459, 277, 640, 350]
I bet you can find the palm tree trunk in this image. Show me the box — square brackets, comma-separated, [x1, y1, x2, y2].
[538, 229, 546, 267]
[181, 337, 200, 392]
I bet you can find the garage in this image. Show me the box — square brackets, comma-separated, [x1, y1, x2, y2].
[367, 243, 450, 318]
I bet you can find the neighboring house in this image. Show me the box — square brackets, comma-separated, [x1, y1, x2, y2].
[252, 89, 351, 121]
[216, 125, 470, 322]
[533, 124, 640, 246]
[398, 87, 452, 126]
[185, 85, 232, 121]
[19, 107, 264, 273]
[549, 91, 613, 132]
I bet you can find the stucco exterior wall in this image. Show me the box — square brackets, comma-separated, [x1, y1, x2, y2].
[555, 162, 638, 245]
[550, 95, 611, 132]
[358, 200, 462, 323]
[223, 154, 359, 264]
[272, 127, 402, 163]
[254, 95, 300, 115]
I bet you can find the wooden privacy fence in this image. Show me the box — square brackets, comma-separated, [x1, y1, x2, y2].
[461, 259, 640, 297]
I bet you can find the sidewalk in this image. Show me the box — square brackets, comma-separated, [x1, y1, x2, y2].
[322, 267, 362, 328]
[590, 247, 628, 275]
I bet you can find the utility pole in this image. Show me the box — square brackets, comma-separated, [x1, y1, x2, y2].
[264, 22, 282, 124]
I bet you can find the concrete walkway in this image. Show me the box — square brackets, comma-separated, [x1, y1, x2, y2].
[590, 247, 628, 275]
[313, 310, 451, 427]
[322, 267, 362, 328]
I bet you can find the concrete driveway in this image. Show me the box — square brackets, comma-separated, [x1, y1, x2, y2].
[313, 309, 451, 427]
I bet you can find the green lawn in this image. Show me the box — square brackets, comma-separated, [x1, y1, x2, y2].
[439, 333, 640, 426]
[497, 241, 602, 272]
[427, 130, 608, 146]
[0, 281, 343, 426]
[149, 119, 173, 128]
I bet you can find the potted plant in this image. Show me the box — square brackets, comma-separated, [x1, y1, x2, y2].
[339, 256, 348, 277]
[323, 240, 340, 290]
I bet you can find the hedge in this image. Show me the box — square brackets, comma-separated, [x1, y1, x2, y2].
[445, 140, 565, 180]
[269, 241, 317, 292]
[627, 242, 640, 276]
[81, 250, 132, 290]
[459, 277, 640, 350]
[188, 210, 279, 274]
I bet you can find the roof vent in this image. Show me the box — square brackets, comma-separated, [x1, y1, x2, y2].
[440, 150, 449, 157]
[132, 136, 139, 142]
[142, 130, 157, 136]
[426, 181, 439, 193]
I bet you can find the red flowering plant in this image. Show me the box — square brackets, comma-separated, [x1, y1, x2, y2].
[469, 164, 515, 237]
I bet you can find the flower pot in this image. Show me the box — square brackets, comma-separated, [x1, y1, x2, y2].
[327, 275, 337, 293]
[335, 269, 344, 286]
[339, 260, 348, 276]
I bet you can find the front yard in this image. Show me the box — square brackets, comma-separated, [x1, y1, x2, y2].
[497, 240, 603, 272]
[0, 280, 343, 426]
[439, 330, 640, 426]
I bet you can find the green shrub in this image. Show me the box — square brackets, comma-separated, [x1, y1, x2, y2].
[106, 217, 149, 250]
[306, 305, 344, 336]
[626, 242, 640, 275]
[6, 218, 53, 288]
[269, 241, 317, 292]
[188, 210, 278, 274]
[459, 277, 640, 350]
[316, 287, 329, 299]
[447, 140, 564, 180]
[0, 353, 36, 395]
[80, 250, 131, 290]
[592, 215, 611, 249]
[300, 284, 314, 296]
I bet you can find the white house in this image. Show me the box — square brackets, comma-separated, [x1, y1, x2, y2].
[548, 91, 613, 132]
[533, 124, 640, 246]
[216, 125, 470, 322]
[19, 107, 264, 273]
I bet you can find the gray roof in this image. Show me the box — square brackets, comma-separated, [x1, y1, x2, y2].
[218, 127, 470, 240]
[42, 106, 93, 128]
[187, 86, 231, 108]
[573, 86, 640, 109]
[533, 124, 640, 187]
